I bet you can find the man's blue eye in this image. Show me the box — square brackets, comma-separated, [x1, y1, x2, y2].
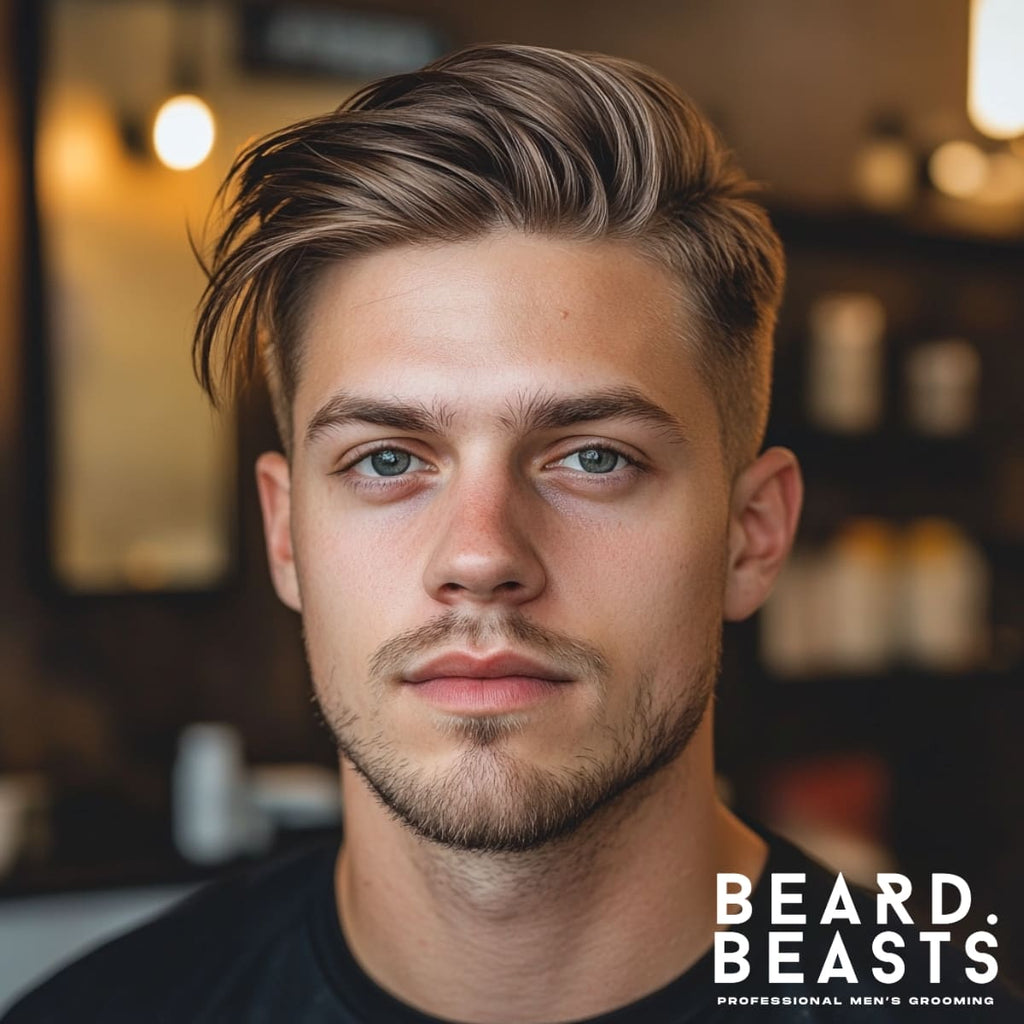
[354, 449, 418, 477]
[560, 448, 627, 474]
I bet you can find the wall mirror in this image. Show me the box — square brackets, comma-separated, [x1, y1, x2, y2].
[36, 0, 444, 592]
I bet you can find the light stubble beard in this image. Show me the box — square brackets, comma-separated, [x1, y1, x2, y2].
[312, 610, 720, 854]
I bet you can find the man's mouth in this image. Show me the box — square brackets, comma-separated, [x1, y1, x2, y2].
[403, 650, 575, 685]
[401, 650, 575, 714]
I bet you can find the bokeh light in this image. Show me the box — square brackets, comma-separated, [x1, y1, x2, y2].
[152, 94, 215, 171]
[928, 140, 989, 199]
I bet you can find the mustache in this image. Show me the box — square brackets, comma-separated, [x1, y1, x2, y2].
[368, 609, 611, 682]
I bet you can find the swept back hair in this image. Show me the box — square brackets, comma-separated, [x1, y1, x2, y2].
[193, 43, 784, 467]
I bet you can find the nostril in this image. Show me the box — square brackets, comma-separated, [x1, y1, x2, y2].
[439, 580, 521, 595]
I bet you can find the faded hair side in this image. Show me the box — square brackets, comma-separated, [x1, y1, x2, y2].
[193, 43, 784, 468]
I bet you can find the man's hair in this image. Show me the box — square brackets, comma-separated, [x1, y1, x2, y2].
[194, 43, 784, 469]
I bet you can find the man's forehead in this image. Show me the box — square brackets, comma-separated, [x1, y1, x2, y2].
[300, 232, 688, 337]
[291, 232, 715, 444]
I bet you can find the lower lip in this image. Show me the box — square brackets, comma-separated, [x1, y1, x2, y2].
[406, 676, 566, 713]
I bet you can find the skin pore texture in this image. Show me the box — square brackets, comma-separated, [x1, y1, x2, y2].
[255, 232, 803, 1023]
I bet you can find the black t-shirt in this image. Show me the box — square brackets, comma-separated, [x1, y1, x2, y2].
[3, 832, 1020, 1022]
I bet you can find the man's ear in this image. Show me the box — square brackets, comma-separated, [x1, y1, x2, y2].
[723, 446, 803, 622]
[255, 451, 302, 613]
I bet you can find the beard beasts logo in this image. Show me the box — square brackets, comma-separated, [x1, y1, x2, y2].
[714, 872, 999, 987]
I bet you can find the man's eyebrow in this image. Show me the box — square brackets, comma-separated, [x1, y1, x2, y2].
[500, 387, 689, 445]
[304, 385, 689, 449]
[304, 392, 455, 448]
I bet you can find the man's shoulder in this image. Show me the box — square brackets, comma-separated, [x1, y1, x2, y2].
[1, 839, 338, 1024]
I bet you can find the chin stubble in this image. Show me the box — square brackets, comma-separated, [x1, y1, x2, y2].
[313, 610, 720, 854]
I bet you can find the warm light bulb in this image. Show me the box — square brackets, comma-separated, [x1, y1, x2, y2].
[153, 94, 215, 170]
[968, 0, 1024, 139]
[929, 140, 989, 198]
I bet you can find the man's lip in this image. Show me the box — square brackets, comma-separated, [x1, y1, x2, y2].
[402, 651, 574, 684]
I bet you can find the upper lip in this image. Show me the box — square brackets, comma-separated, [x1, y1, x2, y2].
[403, 650, 574, 684]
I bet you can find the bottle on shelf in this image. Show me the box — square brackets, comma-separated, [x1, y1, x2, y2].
[172, 722, 251, 865]
[807, 292, 886, 434]
[899, 518, 990, 671]
[761, 517, 991, 679]
[760, 519, 899, 678]
[904, 337, 981, 436]
[823, 518, 900, 675]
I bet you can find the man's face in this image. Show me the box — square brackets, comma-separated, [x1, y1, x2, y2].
[263, 232, 737, 851]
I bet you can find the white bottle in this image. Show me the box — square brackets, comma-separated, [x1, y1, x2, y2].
[172, 723, 248, 865]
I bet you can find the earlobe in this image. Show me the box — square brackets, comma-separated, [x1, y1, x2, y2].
[255, 451, 302, 613]
[723, 447, 803, 622]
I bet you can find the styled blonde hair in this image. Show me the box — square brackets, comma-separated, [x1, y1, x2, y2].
[194, 43, 784, 467]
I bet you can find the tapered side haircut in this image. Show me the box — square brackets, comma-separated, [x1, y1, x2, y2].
[194, 43, 784, 468]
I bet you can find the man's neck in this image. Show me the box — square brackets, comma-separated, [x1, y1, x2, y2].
[334, 732, 767, 1024]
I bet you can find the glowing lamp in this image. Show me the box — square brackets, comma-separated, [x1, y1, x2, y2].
[152, 94, 215, 171]
[968, 0, 1024, 139]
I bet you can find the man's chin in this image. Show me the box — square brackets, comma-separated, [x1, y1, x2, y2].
[354, 743, 619, 853]
[342, 715, 705, 854]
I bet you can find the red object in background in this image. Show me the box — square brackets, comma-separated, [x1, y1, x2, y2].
[759, 753, 891, 844]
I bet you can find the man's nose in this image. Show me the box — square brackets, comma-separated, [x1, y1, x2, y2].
[422, 467, 547, 608]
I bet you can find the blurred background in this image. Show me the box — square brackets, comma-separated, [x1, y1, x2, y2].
[1, 0, 1023, 1007]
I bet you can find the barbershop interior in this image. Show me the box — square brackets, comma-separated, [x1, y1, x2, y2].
[1, 0, 1023, 1006]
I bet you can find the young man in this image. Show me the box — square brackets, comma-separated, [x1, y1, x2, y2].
[6, 43, 1019, 1024]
